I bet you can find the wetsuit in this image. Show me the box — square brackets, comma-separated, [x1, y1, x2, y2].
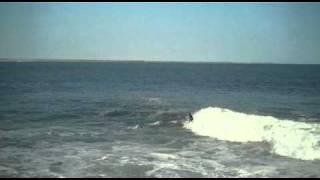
[188, 113, 193, 122]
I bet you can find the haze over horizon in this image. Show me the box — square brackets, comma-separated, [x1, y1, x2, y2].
[1, 2, 320, 64]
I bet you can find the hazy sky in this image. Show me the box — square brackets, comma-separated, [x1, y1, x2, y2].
[1, 2, 320, 63]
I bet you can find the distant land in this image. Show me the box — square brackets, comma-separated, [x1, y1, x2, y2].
[0, 58, 145, 63]
[0, 58, 319, 65]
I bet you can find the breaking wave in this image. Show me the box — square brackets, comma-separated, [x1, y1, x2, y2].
[183, 107, 320, 161]
[148, 121, 161, 126]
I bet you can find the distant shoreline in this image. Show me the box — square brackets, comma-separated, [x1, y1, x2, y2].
[0, 58, 319, 65]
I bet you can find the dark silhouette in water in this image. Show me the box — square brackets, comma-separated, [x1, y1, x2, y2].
[188, 113, 193, 122]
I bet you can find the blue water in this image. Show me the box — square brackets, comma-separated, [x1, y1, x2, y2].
[0, 62, 320, 177]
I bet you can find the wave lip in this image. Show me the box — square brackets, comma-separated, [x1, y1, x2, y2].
[183, 107, 320, 161]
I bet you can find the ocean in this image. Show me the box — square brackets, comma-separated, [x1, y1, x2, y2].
[0, 61, 320, 177]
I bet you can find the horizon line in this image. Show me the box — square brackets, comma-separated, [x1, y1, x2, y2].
[0, 58, 319, 65]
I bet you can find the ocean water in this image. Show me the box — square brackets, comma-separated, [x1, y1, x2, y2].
[0, 62, 320, 178]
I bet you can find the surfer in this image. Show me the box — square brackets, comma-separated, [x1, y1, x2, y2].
[188, 113, 193, 122]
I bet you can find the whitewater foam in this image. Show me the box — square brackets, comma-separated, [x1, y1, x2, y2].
[128, 125, 139, 130]
[148, 121, 161, 126]
[150, 153, 178, 160]
[96, 155, 109, 161]
[183, 107, 320, 160]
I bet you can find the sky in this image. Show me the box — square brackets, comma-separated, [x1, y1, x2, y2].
[0, 2, 320, 64]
